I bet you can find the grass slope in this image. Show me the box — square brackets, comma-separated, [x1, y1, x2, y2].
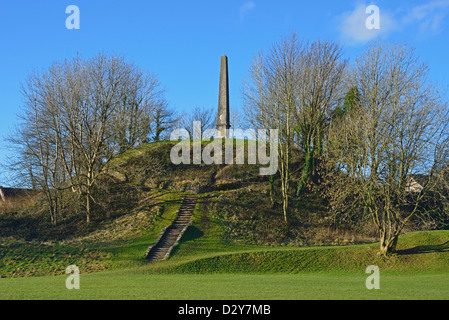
[150, 231, 449, 274]
[1, 195, 449, 299]
[1, 141, 449, 299]
[0, 189, 185, 277]
[141, 193, 449, 275]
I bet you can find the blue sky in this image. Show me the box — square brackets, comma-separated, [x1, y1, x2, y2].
[0, 0, 448, 186]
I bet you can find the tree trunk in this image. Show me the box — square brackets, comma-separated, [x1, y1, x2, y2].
[379, 233, 399, 255]
[283, 191, 289, 225]
[269, 175, 275, 207]
[86, 193, 91, 224]
[280, 152, 289, 226]
[297, 152, 312, 196]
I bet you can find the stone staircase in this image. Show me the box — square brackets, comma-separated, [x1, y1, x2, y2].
[145, 195, 197, 262]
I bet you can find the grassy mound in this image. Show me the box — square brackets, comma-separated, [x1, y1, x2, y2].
[139, 192, 449, 275]
[0, 240, 110, 278]
[1, 140, 447, 280]
[0, 188, 185, 278]
[145, 230, 449, 274]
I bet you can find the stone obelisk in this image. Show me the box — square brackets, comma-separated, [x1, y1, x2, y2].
[217, 55, 231, 138]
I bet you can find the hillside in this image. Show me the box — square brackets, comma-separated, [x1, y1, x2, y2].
[0, 140, 447, 279]
[106, 140, 379, 247]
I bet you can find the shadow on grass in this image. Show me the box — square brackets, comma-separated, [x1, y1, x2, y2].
[397, 241, 449, 255]
[169, 226, 205, 257]
[179, 226, 205, 244]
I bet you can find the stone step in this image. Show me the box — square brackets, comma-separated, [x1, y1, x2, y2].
[146, 196, 198, 262]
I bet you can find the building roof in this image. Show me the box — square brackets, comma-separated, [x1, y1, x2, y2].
[0, 187, 38, 201]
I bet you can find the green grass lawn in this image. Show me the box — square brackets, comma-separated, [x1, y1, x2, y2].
[1, 270, 448, 300]
[2, 228, 449, 299]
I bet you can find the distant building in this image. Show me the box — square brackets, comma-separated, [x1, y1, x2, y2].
[0, 186, 38, 202]
[406, 178, 423, 193]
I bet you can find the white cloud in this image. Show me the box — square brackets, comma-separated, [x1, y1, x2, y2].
[402, 0, 449, 35]
[338, 1, 449, 45]
[338, 3, 397, 45]
[240, 1, 256, 20]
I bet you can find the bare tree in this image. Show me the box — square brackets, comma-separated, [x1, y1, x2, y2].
[110, 61, 166, 153]
[324, 42, 449, 254]
[243, 33, 304, 224]
[8, 65, 72, 225]
[150, 103, 179, 142]
[179, 106, 216, 139]
[243, 34, 346, 225]
[230, 108, 245, 131]
[294, 40, 346, 195]
[10, 54, 165, 224]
